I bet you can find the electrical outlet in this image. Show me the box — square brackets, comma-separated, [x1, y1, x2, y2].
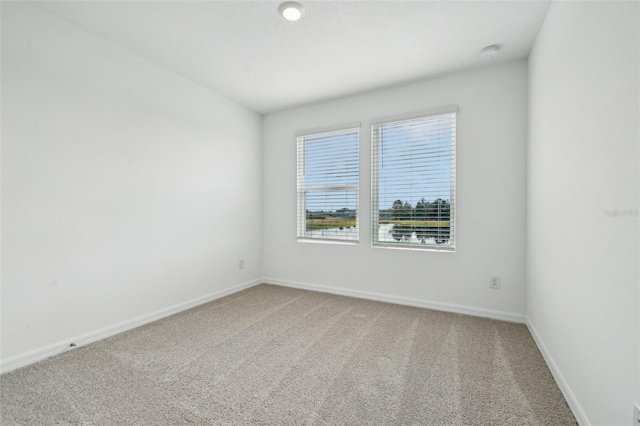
[238, 259, 244, 269]
[489, 275, 501, 289]
[633, 403, 640, 425]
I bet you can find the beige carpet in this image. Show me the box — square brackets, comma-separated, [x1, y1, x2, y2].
[1, 284, 576, 425]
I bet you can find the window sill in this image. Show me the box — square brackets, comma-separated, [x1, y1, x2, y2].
[297, 238, 359, 246]
[371, 243, 455, 253]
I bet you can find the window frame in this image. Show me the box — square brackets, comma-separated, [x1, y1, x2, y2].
[296, 124, 360, 244]
[370, 108, 457, 252]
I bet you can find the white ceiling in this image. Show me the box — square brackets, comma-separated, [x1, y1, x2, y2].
[32, 0, 551, 114]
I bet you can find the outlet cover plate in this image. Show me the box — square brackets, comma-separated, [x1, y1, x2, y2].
[489, 275, 501, 289]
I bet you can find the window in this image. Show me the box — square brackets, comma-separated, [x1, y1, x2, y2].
[371, 110, 456, 250]
[297, 127, 359, 243]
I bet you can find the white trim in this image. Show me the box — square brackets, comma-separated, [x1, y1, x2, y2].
[297, 238, 359, 245]
[295, 122, 361, 138]
[263, 277, 525, 324]
[297, 126, 360, 243]
[369, 105, 458, 126]
[1, 275, 586, 426]
[370, 242, 455, 252]
[370, 110, 457, 251]
[526, 318, 590, 426]
[0, 278, 263, 374]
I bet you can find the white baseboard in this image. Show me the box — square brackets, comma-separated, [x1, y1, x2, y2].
[263, 277, 526, 324]
[0, 276, 590, 426]
[0, 276, 527, 374]
[526, 318, 590, 426]
[0, 278, 263, 374]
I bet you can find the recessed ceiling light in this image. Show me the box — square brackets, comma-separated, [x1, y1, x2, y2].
[279, 2, 304, 22]
[480, 45, 500, 60]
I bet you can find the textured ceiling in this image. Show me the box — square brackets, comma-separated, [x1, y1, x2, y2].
[32, 0, 551, 114]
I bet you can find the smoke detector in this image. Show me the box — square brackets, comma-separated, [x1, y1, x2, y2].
[480, 45, 500, 60]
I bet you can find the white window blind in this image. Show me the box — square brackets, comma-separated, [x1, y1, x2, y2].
[372, 111, 456, 251]
[297, 127, 359, 243]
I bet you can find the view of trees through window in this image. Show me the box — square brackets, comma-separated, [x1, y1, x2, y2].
[297, 112, 455, 248]
[372, 112, 456, 249]
[297, 127, 359, 242]
[383, 198, 451, 244]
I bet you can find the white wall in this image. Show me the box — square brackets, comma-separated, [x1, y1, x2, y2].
[263, 61, 528, 319]
[1, 2, 262, 364]
[527, 2, 639, 425]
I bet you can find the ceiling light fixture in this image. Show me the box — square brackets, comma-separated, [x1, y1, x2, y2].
[279, 1, 304, 22]
[480, 45, 500, 60]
